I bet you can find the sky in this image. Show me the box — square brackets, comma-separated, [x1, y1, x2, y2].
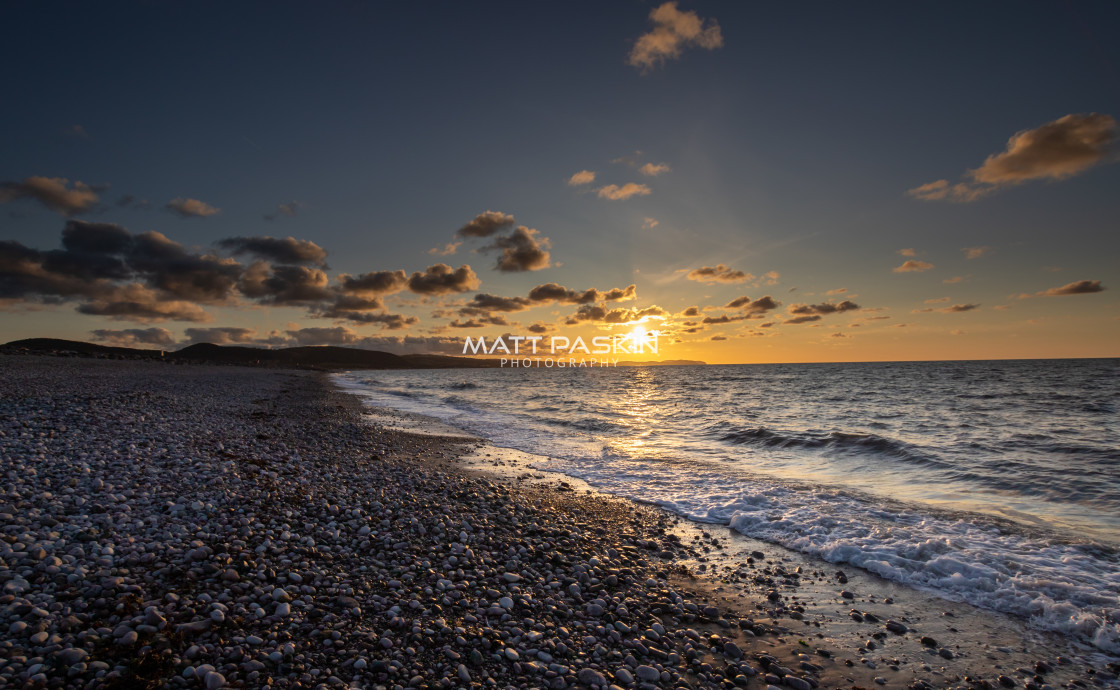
[1, 1, 1118, 364]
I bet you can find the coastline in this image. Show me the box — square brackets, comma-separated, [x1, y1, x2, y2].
[0, 356, 1115, 689]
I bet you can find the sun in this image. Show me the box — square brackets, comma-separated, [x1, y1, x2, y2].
[628, 325, 654, 351]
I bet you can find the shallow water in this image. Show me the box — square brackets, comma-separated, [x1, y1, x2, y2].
[335, 359, 1120, 653]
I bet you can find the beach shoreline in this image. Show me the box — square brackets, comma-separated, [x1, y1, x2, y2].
[0, 356, 1115, 689]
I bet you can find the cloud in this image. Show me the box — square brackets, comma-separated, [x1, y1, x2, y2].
[568, 170, 596, 186]
[528, 322, 549, 334]
[90, 327, 176, 347]
[482, 227, 551, 272]
[701, 314, 743, 325]
[628, 1, 723, 71]
[1037, 280, 1105, 296]
[958, 246, 994, 259]
[407, 263, 481, 294]
[457, 210, 516, 238]
[898, 248, 916, 257]
[458, 293, 533, 316]
[329, 311, 419, 329]
[0, 222, 239, 316]
[894, 260, 934, 273]
[943, 276, 966, 284]
[909, 113, 1117, 202]
[568, 304, 668, 324]
[638, 162, 670, 177]
[77, 283, 212, 322]
[65, 125, 90, 139]
[115, 195, 150, 210]
[449, 315, 512, 329]
[784, 315, 821, 325]
[826, 288, 847, 295]
[527, 282, 636, 305]
[597, 183, 651, 201]
[428, 241, 461, 256]
[723, 295, 780, 315]
[642, 217, 659, 229]
[679, 306, 701, 317]
[0, 176, 100, 215]
[166, 197, 220, 218]
[264, 201, 302, 221]
[339, 269, 408, 296]
[183, 327, 258, 345]
[914, 303, 981, 313]
[687, 264, 751, 284]
[924, 297, 950, 304]
[238, 263, 333, 305]
[788, 300, 860, 316]
[217, 236, 328, 266]
[710, 335, 727, 341]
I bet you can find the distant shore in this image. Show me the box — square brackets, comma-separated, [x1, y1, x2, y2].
[0, 355, 1114, 689]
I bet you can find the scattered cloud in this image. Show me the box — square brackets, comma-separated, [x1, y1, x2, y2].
[642, 217, 659, 229]
[116, 195, 150, 210]
[784, 315, 821, 325]
[963, 246, 992, 259]
[528, 282, 636, 305]
[407, 264, 481, 294]
[638, 162, 671, 177]
[914, 303, 981, 313]
[724, 295, 780, 315]
[898, 248, 916, 257]
[924, 297, 950, 304]
[217, 236, 328, 267]
[943, 276, 966, 284]
[482, 226, 551, 272]
[788, 300, 860, 316]
[568, 170, 596, 186]
[264, 201, 302, 221]
[1037, 279, 1105, 296]
[90, 327, 175, 347]
[597, 183, 652, 201]
[0, 176, 101, 215]
[687, 264, 751, 284]
[894, 260, 934, 273]
[166, 197, 220, 218]
[826, 288, 847, 295]
[456, 210, 516, 238]
[628, 1, 723, 72]
[909, 113, 1117, 202]
[183, 327, 258, 345]
[428, 242, 461, 256]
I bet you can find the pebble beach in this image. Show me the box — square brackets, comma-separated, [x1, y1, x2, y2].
[1, 356, 1116, 690]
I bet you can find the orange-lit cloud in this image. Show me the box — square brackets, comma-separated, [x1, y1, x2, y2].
[909, 113, 1117, 202]
[456, 210, 516, 238]
[639, 162, 671, 176]
[0, 176, 101, 215]
[1036, 280, 1105, 296]
[687, 264, 751, 283]
[568, 170, 596, 186]
[597, 183, 651, 200]
[628, 2, 723, 71]
[166, 197, 220, 218]
[894, 260, 934, 273]
[963, 246, 992, 259]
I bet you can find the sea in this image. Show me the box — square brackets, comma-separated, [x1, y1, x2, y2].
[333, 359, 1120, 654]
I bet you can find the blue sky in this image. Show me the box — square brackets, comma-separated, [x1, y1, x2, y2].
[1, 1, 1117, 361]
